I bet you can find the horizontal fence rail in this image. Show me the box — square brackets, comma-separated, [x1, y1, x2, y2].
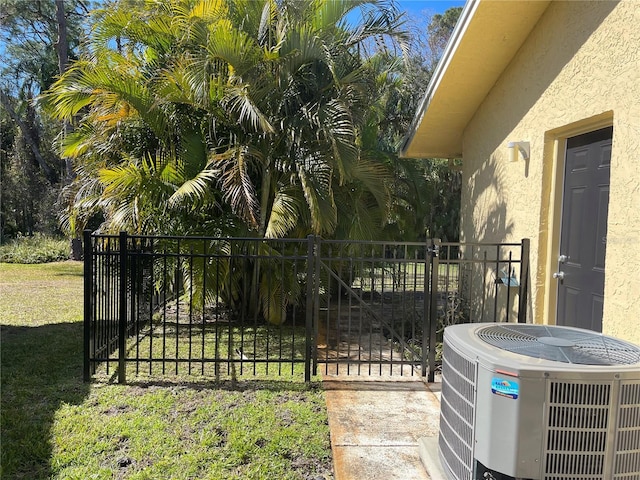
[84, 231, 530, 383]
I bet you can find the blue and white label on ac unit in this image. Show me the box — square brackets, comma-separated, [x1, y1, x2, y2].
[491, 377, 519, 399]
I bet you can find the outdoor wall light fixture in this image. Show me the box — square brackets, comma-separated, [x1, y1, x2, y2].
[507, 141, 530, 162]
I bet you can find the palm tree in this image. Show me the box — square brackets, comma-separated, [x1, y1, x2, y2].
[43, 0, 407, 237]
[42, 0, 407, 323]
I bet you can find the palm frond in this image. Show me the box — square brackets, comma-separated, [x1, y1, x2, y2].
[345, 0, 409, 56]
[297, 161, 337, 235]
[257, 242, 302, 325]
[206, 18, 260, 76]
[258, 0, 278, 47]
[334, 187, 385, 241]
[168, 168, 218, 207]
[349, 157, 391, 215]
[212, 147, 260, 229]
[264, 187, 302, 238]
[99, 162, 146, 196]
[317, 98, 359, 184]
[189, 0, 228, 21]
[223, 84, 275, 133]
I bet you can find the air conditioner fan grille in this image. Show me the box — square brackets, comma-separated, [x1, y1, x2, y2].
[477, 324, 640, 365]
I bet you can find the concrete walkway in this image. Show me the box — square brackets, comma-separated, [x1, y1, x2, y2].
[323, 374, 443, 480]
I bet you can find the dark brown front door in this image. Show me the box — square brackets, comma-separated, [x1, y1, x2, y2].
[556, 126, 612, 332]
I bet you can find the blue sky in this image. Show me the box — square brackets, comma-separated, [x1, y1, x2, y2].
[344, 1, 467, 34]
[396, 0, 466, 18]
[0, 1, 467, 63]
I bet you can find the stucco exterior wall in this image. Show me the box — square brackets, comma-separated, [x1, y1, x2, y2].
[460, 1, 640, 342]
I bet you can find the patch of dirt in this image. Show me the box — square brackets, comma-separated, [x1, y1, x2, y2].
[102, 404, 132, 416]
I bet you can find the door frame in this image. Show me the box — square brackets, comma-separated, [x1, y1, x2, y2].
[540, 112, 614, 326]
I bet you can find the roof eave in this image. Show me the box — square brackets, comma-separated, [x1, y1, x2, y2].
[400, 0, 551, 159]
[399, 0, 480, 159]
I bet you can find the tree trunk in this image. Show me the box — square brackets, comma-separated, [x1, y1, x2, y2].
[0, 91, 58, 184]
[55, 0, 74, 180]
[258, 164, 272, 237]
[55, 0, 69, 75]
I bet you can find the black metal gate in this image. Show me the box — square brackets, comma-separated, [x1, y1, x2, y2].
[83, 232, 529, 383]
[314, 240, 430, 377]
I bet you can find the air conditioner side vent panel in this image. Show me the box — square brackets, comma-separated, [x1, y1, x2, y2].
[439, 339, 477, 480]
[614, 381, 640, 478]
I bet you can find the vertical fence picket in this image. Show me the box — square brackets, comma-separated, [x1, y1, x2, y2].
[149, 240, 154, 376]
[161, 249, 167, 376]
[313, 236, 321, 377]
[201, 241, 207, 376]
[92, 238, 98, 374]
[428, 239, 440, 383]
[83, 230, 93, 381]
[369, 245, 376, 376]
[379, 246, 386, 376]
[304, 235, 314, 383]
[421, 240, 429, 376]
[506, 251, 513, 323]
[493, 244, 500, 322]
[188, 250, 194, 375]
[106, 238, 112, 376]
[519, 238, 530, 324]
[131, 238, 139, 375]
[118, 231, 128, 384]
[175, 239, 180, 375]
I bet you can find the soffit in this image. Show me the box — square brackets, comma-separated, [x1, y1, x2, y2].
[401, 0, 551, 159]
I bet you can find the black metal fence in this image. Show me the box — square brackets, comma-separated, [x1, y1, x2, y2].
[84, 231, 529, 383]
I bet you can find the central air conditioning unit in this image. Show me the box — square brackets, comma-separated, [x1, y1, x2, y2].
[439, 323, 640, 480]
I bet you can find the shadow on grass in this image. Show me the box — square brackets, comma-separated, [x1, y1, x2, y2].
[1, 321, 90, 480]
[52, 266, 84, 277]
[123, 377, 323, 393]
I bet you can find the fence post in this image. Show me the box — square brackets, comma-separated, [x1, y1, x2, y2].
[421, 240, 429, 376]
[305, 234, 315, 383]
[313, 236, 322, 377]
[428, 239, 440, 383]
[518, 238, 530, 324]
[118, 231, 128, 383]
[83, 229, 93, 382]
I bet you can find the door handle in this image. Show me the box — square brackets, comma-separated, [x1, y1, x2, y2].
[558, 255, 568, 263]
[553, 271, 565, 280]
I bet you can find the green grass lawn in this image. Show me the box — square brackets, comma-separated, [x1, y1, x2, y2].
[0, 262, 333, 480]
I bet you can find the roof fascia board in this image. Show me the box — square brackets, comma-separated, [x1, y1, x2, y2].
[399, 0, 479, 158]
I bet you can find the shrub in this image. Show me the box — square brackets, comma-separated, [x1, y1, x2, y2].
[0, 234, 70, 263]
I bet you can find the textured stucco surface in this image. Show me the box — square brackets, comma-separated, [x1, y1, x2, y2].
[460, 1, 640, 342]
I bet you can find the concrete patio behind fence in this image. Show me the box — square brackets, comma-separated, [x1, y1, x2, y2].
[323, 373, 444, 480]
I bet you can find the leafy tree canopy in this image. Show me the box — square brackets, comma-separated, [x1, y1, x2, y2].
[43, 0, 411, 239]
[0, 0, 94, 242]
[1, 1, 463, 244]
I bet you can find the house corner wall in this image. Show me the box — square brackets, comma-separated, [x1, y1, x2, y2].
[460, 0, 640, 343]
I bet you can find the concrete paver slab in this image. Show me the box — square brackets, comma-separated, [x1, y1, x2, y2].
[333, 446, 430, 480]
[323, 375, 442, 480]
[418, 437, 447, 480]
